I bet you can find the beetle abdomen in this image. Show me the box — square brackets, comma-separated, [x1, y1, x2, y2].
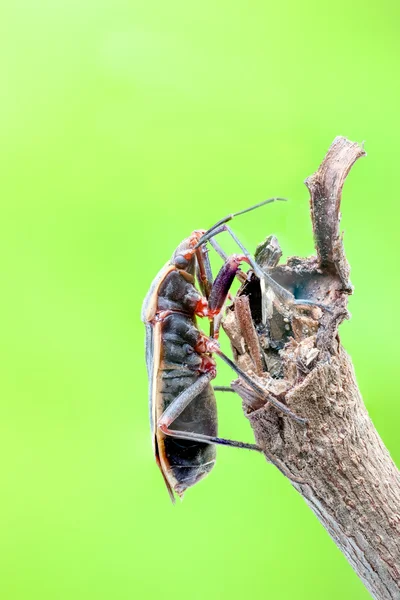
[160, 382, 217, 496]
[156, 312, 218, 496]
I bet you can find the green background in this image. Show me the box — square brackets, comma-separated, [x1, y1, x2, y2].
[2, 2, 399, 599]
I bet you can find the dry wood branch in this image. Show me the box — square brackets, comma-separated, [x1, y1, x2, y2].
[223, 137, 400, 600]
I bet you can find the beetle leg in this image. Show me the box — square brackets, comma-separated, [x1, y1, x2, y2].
[221, 224, 332, 314]
[207, 237, 248, 284]
[216, 347, 307, 424]
[212, 307, 227, 340]
[160, 426, 261, 452]
[157, 374, 259, 452]
[198, 223, 332, 321]
[158, 372, 216, 431]
[194, 243, 246, 339]
[204, 342, 307, 425]
[195, 244, 215, 337]
[195, 335, 307, 424]
[161, 424, 305, 484]
[207, 236, 227, 261]
[207, 254, 249, 317]
[213, 385, 236, 392]
[195, 245, 213, 300]
[197, 223, 293, 306]
[197, 223, 290, 324]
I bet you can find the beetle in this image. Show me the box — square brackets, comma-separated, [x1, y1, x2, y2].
[142, 198, 315, 502]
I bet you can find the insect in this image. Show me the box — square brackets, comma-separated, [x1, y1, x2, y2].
[142, 198, 316, 502]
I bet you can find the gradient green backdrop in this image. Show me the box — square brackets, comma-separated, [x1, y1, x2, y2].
[2, 2, 399, 599]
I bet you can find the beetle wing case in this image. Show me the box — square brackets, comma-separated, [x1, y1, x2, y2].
[141, 262, 174, 323]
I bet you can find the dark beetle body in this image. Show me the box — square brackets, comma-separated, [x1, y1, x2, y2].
[142, 199, 313, 501]
[156, 312, 217, 495]
[142, 248, 218, 500]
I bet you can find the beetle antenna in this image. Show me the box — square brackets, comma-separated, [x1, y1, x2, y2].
[194, 197, 287, 249]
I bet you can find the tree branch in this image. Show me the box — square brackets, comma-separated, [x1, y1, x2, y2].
[223, 137, 400, 600]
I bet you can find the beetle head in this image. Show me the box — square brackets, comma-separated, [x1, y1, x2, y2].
[171, 231, 205, 273]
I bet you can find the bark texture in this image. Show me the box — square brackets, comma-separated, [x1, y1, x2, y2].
[223, 137, 400, 600]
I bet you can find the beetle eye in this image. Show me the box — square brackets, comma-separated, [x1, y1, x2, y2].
[174, 254, 189, 268]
